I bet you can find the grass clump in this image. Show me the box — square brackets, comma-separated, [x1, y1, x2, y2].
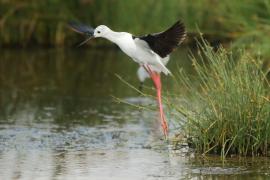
[173, 40, 270, 157]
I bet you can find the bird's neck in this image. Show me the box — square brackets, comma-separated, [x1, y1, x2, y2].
[103, 29, 135, 57]
[103, 30, 126, 44]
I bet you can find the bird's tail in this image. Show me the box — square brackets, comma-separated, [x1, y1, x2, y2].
[141, 63, 171, 76]
[158, 62, 171, 75]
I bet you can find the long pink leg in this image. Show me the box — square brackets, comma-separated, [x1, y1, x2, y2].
[143, 65, 168, 137]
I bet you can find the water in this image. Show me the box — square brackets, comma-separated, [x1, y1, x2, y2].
[0, 48, 269, 179]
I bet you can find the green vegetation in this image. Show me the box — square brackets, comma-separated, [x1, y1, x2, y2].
[1, 0, 270, 158]
[170, 40, 270, 157]
[1, 0, 270, 58]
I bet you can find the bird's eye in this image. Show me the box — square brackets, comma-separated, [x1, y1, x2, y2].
[97, 31, 101, 33]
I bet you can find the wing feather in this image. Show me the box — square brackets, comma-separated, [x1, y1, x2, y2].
[138, 21, 186, 58]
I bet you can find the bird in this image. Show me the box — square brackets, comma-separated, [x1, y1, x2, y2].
[69, 20, 186, 138]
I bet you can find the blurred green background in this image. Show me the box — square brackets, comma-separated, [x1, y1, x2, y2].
[1, 0, 270, 58]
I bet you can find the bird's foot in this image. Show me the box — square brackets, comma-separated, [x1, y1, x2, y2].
[161, 110, 168, 138]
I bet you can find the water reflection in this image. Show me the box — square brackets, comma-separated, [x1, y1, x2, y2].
[0, 49, 269, 179]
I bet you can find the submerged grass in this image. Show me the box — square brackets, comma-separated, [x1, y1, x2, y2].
[171, 40, 270, 157]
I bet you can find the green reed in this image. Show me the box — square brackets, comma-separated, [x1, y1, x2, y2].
[1, 0, 270, 57]
[170, 40, 270, 157]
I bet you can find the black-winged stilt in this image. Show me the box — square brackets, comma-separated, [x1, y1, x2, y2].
[69, 20, 186, 138]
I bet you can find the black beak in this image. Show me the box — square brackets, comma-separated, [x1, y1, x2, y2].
[68, 21, 95, 47]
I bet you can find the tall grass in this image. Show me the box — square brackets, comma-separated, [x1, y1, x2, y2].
[172, 40, 270, 157]
[1, 0, 270, 56]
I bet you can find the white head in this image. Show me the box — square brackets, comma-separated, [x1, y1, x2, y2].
[93, 25, 111, 38]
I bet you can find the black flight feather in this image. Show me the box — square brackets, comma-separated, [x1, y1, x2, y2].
[68, 21, 94, 37]
[138, 21, 186, 58]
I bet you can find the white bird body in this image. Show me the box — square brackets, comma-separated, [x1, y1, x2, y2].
[101, 29, 171, 75]
[69, 20, 186, 137]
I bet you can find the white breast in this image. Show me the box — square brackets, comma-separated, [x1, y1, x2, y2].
[115, 33, 137, 58]
[114, 34, 155, 65]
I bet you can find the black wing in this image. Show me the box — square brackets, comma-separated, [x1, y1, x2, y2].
[68, 21, 94, 37]
[138, 21, 186, 58]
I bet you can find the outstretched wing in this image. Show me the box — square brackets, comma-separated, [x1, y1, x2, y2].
[68, 21, 94, 37]
[138, 21, 186, 58]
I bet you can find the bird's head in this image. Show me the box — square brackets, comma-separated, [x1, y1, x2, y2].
[93, 25, 111, 38]
[68, 22, 112, 46]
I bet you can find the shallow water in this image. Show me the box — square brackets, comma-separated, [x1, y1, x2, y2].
[0, 49, 269, 179]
